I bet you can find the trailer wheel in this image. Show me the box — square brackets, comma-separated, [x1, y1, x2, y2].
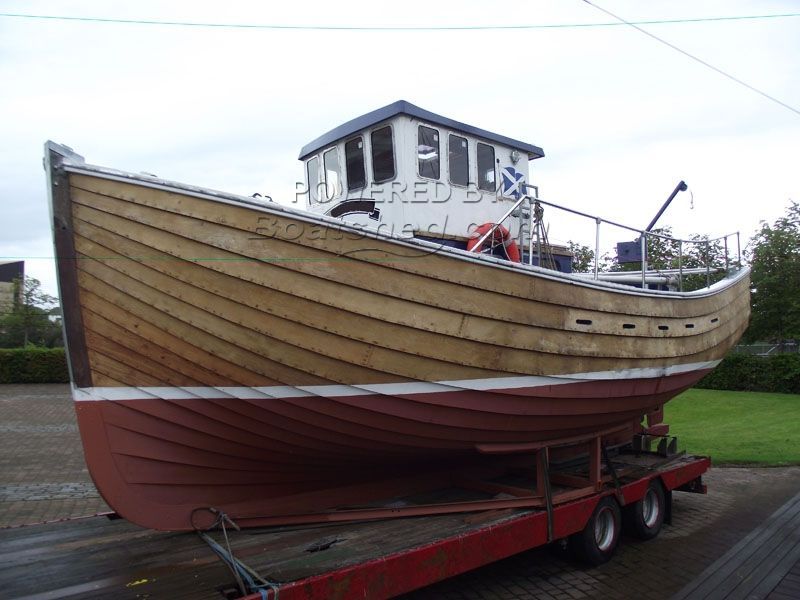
[569, 496, 621, 565]
[624, 480, 665, 540]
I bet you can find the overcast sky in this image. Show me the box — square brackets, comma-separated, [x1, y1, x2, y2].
[1, 0, 798, 297]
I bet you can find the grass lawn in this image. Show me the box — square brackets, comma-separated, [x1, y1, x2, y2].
[664, 388, 800, 466]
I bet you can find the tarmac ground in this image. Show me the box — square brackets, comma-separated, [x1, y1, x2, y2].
[1, 384, 799, 599]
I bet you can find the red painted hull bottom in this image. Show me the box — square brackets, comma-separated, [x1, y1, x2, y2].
[74, 370, 709, 530]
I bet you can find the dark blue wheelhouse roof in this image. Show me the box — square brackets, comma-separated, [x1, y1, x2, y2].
[298, 100, 545, 161]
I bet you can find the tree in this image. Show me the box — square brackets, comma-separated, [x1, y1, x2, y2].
[567, 241, 594, 273]
[643, 227, 682, 271]
[744, 201, 800, 343]
[566, 241, 613, 273]
[0, 277, 63, 348]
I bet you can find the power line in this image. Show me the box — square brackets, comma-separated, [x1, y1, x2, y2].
[581, 0, 800, 118]
[0, 11, 799, 31]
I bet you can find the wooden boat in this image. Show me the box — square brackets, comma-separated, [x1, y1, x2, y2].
[45, 101, 750, 531]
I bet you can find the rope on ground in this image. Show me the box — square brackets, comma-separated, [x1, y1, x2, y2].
[192, 507, 281, 599]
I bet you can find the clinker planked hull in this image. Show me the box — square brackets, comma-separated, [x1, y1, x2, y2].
[46, 143, 750, 530]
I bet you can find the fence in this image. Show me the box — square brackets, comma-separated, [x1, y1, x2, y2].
[734, 342, 799, 356]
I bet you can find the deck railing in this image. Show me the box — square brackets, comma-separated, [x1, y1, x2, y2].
[469, 186, 742, 291]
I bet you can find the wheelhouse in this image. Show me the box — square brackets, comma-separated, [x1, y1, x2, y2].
[298, 100, 545, 250]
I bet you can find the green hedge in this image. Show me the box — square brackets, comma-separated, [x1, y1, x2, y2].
[0, 347, 70, 384]
[695, 352, 800, 394]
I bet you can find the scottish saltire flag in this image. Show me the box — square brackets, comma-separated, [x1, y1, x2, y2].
[501, 167, 525, 199]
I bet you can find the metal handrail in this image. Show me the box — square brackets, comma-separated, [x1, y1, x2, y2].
[470, 184, 742, 291]
[524, 186, 742, 288]
[530, 194, 738, 248]
[468, 194, 529, 253]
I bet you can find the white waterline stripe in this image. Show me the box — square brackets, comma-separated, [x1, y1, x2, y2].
[71, 360, 720, 402]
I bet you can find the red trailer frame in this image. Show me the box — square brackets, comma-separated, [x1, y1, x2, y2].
[228, 450, 710, 600]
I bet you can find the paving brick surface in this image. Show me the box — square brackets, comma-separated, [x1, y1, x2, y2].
[0, 384, 110, 527]
[1, 384, 799, 599]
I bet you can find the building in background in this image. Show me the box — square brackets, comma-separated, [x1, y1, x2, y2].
[0, 261, 24, 312]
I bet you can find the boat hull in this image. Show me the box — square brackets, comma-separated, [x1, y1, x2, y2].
[46, 143, 750, 530]
[74, 366, 717, 529]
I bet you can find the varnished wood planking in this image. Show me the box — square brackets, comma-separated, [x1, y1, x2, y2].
[84, 328, 207, 387]
[92, 373, 125, 386]
[70, 187, 745, 339]
[83, 310, 241, 387]
[81, 296, 278, 386]
[72, 228, 744, 387]
[69, 193, 747, 367]
[78, 275, 330, 387]
[87, 350, 163, 387]
[73, 232, 736, 382]
[72, 195, 563, 344]
[76, 251, 477, 384]
[73, 233, 506, 380]
[72, 208, 741, 352]
[73, 175, 752, 317]
[69, 188, 583, 332]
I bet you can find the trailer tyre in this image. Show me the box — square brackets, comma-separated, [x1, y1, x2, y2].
[569, 496, 621, 565]
[624, 480, 665, 540]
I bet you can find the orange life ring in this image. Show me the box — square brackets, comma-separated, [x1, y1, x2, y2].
[467, 223, 522, 263]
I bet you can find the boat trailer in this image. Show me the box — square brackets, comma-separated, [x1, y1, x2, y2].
[191, 430, 709, 599]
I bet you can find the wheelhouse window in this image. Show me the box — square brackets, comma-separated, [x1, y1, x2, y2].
[345, 137, 366, 191]
[371, 126, 395, 182]
[323, 148, 343, 200]
[449, 134, 469, 187]
[417, 125, 440, 179]
[477, 142, 496, 191]
[307, 156, 320, 203]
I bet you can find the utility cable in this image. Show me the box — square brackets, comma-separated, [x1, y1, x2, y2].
[0, 11, 799, 31]
[581, 0, 800, 118]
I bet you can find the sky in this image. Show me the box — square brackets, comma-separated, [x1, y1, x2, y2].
[1, 0, 798, 298]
